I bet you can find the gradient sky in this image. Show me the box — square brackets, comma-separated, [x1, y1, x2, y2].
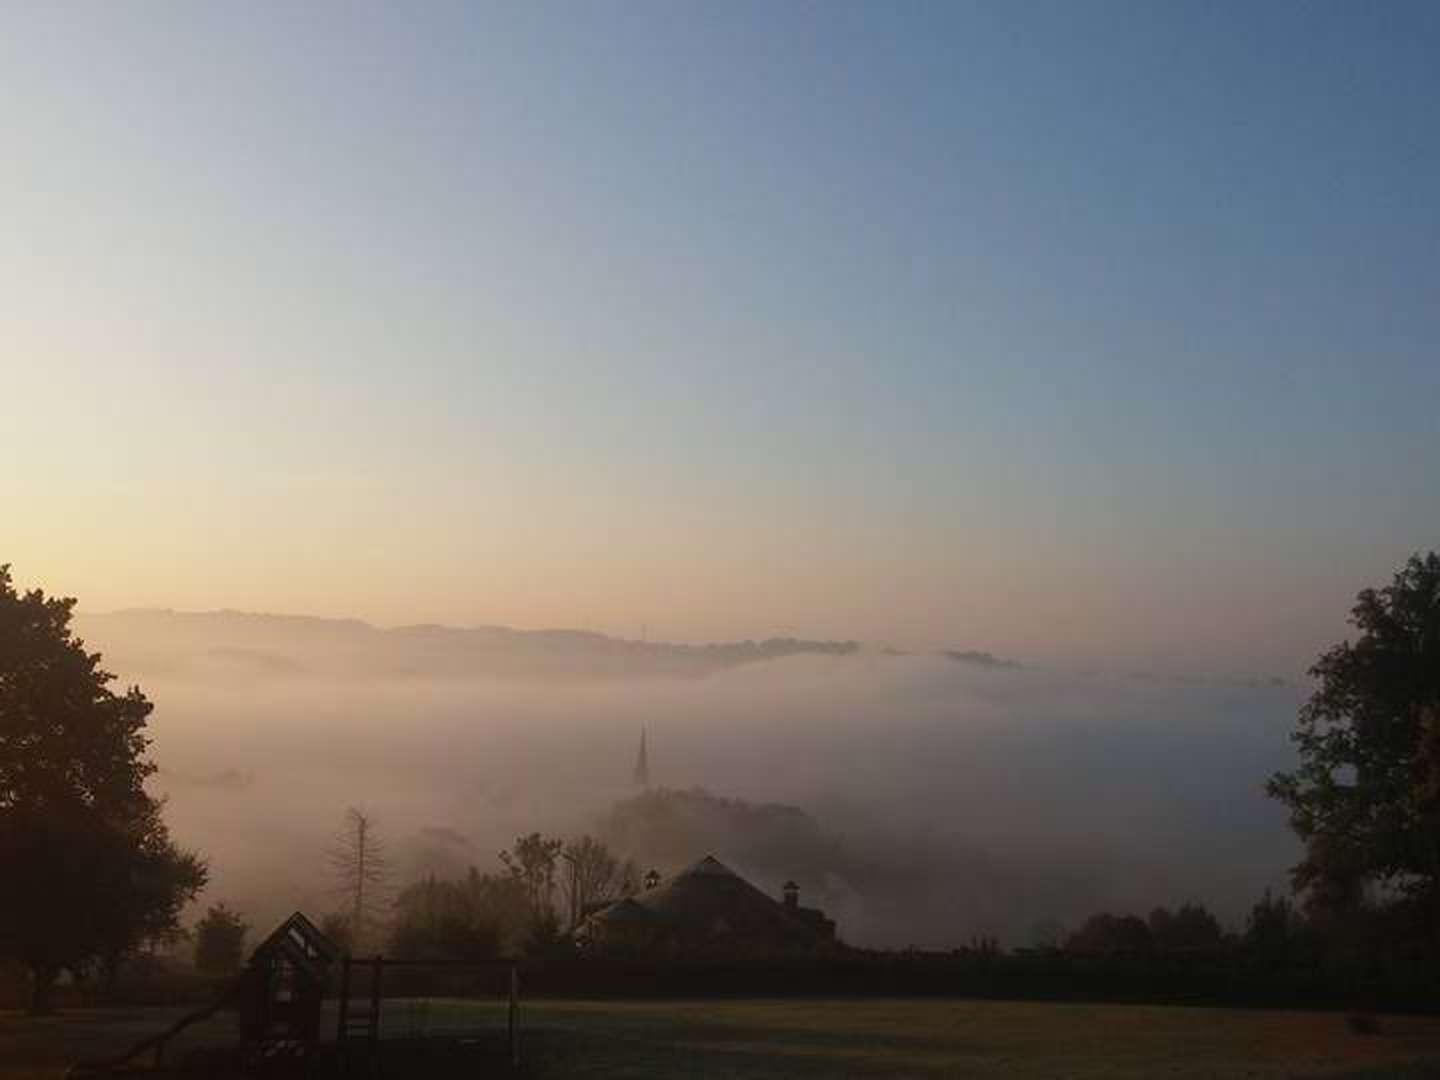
[3, 2, 1437, 672]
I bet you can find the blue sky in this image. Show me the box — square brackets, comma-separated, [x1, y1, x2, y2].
[3, 2, 1437, 671]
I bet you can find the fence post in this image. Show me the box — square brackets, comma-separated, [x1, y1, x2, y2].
[508, 964, 520, 1070]
[337, 953, 351, 1044]
[369, 954, 383, 1058]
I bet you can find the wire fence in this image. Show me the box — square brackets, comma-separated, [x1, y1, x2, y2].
[330, 956, 523, 1068]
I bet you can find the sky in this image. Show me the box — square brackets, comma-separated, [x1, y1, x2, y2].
[3, 2, 1437, 674]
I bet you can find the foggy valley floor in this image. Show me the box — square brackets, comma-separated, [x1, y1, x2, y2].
[71, 609, 1304, 949]
[5, 999, 1440, 1079]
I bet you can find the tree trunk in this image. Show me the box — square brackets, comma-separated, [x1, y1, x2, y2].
[103, 953, 123, 1003]
[29, 964, 58, 1015]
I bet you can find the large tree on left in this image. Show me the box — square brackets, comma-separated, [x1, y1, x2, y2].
[0, 565, 206, 1013]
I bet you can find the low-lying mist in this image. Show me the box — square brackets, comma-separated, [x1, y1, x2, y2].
[76, 611, 1303, 949]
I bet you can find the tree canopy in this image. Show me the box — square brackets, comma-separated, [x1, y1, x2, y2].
[0, 565, 206, 1012]
[389, 870, 524, 962]
[194, 904, 249, 975]
[1268, 552, 1440, 915]
[560, 835, 637, 927]
[499, 832, 564, 920]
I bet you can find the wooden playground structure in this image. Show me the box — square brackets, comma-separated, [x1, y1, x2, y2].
[66, 912, 522, 1077]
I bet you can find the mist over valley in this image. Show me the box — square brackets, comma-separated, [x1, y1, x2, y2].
[74, 609, 1301, 950]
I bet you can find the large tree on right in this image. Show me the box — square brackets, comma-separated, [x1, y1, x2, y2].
[1268, 552, 1440, 923]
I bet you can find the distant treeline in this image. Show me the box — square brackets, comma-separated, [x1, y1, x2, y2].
[362, 889, 1440, 1014]
[501, 950, 1438, 1014]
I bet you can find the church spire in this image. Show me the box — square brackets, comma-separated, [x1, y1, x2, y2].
[634, 726, 650, 788]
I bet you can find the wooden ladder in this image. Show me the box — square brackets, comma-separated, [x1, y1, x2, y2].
[336, 954, 382, 1073]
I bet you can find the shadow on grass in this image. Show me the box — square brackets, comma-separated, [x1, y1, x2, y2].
[1327, 1066, 1440, 1079]
[519, 1021, 979, 1079]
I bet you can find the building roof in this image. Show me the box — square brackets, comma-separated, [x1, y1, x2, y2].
[592, 896, 663, 926]
[580, 854, 833, 949]
[250, 911, 341, 978]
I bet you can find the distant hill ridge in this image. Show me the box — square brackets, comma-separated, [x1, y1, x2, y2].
[73, 608, 863, 683]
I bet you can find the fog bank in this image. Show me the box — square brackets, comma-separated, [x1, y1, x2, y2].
[77, 611, 1303, 949]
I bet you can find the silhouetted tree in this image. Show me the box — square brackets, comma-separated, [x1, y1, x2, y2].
[390, 876, 502, 963]
[93, 801, 207, 990]
[1268, 553, 1440, 934]
[1148, 903, 1223, 954]
[389, 867, 528, 960]
[500, 832, 563, 921]
[1245, 889, 1297, 969]
[0, 566, 206, 1013]
[329, 807, 391, 953]
[560, 835, 628, 927]
[1029, 919, 1066, 951]
[1066, 913, 1152, 956]
[194, 904, 249, 975]
[521, 908, 566, 959]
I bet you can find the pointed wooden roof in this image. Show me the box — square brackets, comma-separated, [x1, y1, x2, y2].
[250, 911, 341, 979]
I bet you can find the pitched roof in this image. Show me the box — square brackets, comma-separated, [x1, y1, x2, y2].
[592, 896, 663, 926]
[678, 855, 738, 877]
[582, 854, 828, 947]
[250, 911, 342, 976]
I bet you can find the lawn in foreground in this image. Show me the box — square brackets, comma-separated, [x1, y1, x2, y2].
[4, 998, 1440, 1078]
[441, 998, 1440, 1078]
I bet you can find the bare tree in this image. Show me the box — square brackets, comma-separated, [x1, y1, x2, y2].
[499, 832, 563, 920]
[560, 835, 625, 927]
[328, 807, 391, 953]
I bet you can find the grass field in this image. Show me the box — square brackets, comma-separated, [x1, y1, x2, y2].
[4, 998, 1440, 1078]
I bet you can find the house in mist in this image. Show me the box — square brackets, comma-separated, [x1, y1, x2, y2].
[575, 855, 837, 957]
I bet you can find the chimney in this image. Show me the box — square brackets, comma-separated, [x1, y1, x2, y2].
[782, 880, 799, 908]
